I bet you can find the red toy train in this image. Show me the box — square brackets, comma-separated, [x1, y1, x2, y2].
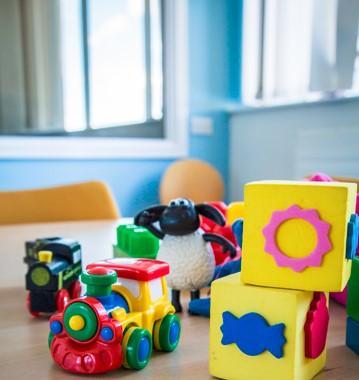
[49, 258, 180, 374]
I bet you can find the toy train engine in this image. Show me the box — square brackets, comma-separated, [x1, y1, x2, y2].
[48, 258, 181, 375]
[24, 237, 82, 317]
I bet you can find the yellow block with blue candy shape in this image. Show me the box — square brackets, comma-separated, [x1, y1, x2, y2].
[209, 274, 328, 380]
[241, 180, 357, 292]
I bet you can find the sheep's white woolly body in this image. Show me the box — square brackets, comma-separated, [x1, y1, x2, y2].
[157, 230, 215, 290]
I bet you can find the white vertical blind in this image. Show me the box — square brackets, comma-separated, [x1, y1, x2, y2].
[22, 0, 63, 131]
[309, 0, 338, 92]
[270, 0, 313, 98]
[241, 0, 262, 103]
[60, 0, 86, 132]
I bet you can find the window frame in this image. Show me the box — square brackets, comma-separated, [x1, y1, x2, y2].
[0, 0, 188, 159]
[241, 0, 359, 108]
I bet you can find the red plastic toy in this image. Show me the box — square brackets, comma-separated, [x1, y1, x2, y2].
[200, 201, 241, 265]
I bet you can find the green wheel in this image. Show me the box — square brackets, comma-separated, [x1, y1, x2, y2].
[48, 331, 54, 349]
[153, 314, 181, 352]
[122, 327, 152, 370]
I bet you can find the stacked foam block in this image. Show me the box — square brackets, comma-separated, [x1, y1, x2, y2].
[210, 181, 358, 380]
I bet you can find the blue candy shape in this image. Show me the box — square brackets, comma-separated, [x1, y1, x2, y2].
[220, 311, 286, 359]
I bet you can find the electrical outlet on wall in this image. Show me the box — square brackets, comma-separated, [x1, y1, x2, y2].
[191, 116, 213, 135]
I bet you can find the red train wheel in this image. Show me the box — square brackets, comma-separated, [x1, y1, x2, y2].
[56, 289, 70, 312]
[26, 292, 40, 317]
[69, 280, 81, 299]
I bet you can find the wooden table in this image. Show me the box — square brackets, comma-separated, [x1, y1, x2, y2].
[0, 220, 358, 379]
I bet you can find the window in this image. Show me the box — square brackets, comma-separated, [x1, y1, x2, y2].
[149, 278, 163, 301]
[0, 0, 188, 158]
[62, 0, 163, 134]
[117, 278, 140, 298]
[241, 0, 359, 105]
[0, 0, 163, 137]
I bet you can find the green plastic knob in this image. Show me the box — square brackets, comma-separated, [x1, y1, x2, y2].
[81, 267, 117, 297]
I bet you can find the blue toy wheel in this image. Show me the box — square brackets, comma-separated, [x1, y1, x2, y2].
[122, 327, 152, 370]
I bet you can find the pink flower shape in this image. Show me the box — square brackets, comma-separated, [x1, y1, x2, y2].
[262, 205, 332, 272]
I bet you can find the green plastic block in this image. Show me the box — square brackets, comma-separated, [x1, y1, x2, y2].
[347, 257, 359, 322]
[113, 245, 127, 258]
[114, 223, 159, 259]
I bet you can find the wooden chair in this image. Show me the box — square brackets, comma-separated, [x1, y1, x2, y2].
[160, 159, 224, 204]
[0, 181, 120, 225]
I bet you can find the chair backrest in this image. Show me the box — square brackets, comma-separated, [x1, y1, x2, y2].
[0, 181, 120, 225]
[160, 159, 224, 204]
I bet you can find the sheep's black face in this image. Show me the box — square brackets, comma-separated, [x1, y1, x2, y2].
[159, 198, 200, 236]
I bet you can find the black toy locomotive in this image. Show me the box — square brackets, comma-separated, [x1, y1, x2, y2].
[24, 237, 82, 317]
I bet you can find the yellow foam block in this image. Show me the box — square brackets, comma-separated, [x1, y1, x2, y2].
[242, 181, 357, 292]
[209, 274, 327, 380]
[227, 201, 245, 225]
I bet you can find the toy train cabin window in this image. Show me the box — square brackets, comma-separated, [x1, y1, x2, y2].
[118, 278, 140, 298]
[149, 278, 164, 301]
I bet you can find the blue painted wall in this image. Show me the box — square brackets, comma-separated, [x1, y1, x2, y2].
[189, 0, 242, 193]
[0, 0, 241, 216]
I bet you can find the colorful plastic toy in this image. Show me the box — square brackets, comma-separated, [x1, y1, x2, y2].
[134, 198, 236, 312]
[210, 274, 327, 379]
[49, 258, 180, 374]
[113, 223, 159, 259]
[24, 237, 82, 317]
[241, 180, 357, 291]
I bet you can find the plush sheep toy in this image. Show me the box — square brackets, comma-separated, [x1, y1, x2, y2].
[134, 198, 236, 312]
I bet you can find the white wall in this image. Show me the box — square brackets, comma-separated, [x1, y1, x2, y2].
[229, 97, 359, 200]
